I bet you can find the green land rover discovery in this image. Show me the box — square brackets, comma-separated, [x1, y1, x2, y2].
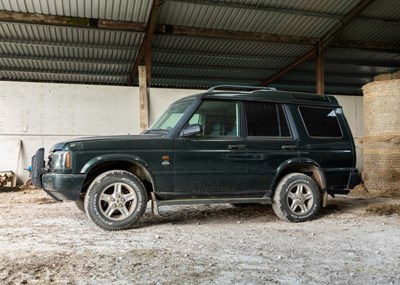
[32, 86, 362, 230]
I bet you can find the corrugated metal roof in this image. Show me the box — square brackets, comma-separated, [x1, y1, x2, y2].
[159, 1, 340, 37]
[0, 0, 399, 94]
[0, 22, 143, 47]
[0, 41, 137, 62]
[338, 20, 400, 44]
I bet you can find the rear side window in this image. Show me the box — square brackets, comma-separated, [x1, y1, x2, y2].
[299, 106, 342, 138]
[245, 102, 291, 137]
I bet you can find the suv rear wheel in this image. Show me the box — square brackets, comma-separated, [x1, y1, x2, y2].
[84, 170, 148, 231]
[272, 173, 320, 222]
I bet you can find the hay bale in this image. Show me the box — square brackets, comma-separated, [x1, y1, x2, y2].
[362, 79, 400, 193]
[373, 73, 393, 81]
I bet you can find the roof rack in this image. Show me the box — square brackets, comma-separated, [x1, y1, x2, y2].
[207, 85, 277, 93]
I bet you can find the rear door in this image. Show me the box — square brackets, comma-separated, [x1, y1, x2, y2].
[244, 101, 299, 193]
[294, 105, 355, 189]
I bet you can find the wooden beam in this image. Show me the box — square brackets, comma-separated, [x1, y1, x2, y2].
[127, 0, 161, 86]
[145, 45, 152, 86]
[261, 48, 316, 86]
[156, 25, 317, 45]
[316, 42, 325, 94]
[138, 66, 149, 131]
[0, 10, 146, 32]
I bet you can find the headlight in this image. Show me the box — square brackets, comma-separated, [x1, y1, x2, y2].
[50, 151, 72, 171]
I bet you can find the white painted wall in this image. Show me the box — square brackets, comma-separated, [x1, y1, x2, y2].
[0, 81, 364, 184]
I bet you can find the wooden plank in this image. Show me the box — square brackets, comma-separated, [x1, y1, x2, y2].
[157, 25, 317, 45]
[138, 66, 149, 132]
[316, 42, 325, 95]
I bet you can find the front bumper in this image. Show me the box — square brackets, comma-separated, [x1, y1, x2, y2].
[42, 173, 86, 201]
[32, 148, 86, 201]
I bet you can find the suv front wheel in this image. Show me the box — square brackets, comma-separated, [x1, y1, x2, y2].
[84, 170, 148, 231]
[272, 173, 320, 222]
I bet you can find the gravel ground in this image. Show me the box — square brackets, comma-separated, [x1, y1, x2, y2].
[0, 188, 399, 285]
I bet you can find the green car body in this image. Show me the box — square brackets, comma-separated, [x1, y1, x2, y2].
[32, 87, 361, 230]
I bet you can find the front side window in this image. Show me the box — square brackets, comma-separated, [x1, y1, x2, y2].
[245, 102, 290, 137]
[299, 106, 342, 138]
[186, 100, 240, 136]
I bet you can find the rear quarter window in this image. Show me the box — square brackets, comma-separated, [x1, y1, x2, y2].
[299, 106, 342, 138]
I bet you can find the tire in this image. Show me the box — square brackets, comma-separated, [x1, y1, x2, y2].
[84, 170, 148, 231]
[272, 173, 321, 222]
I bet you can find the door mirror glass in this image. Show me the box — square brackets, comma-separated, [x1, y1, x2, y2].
[179, 124, 203, 137]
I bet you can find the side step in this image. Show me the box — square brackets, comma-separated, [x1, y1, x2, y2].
[150, 193, 271, 216]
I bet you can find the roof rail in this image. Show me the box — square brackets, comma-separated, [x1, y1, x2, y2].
[207, 85, 277, 93]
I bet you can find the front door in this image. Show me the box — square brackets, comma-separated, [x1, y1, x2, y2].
[173, 100, 247, 197]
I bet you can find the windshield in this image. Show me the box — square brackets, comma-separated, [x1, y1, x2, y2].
[145, 100, 194, 134]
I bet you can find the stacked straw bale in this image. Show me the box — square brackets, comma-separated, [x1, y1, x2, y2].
[362, 79, 400, 192]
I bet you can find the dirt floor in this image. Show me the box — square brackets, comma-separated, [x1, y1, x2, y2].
[1, 187, 400, 285]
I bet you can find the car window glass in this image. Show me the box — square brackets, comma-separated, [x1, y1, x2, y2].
[187, 101, 240, 136]
[299, 106, 342, 137]
[245, 102, 279, 137]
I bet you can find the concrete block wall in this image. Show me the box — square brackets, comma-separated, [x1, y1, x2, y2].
[0, 81, 363, 184]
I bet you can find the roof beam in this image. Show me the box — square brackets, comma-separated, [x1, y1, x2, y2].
[6, 10, 396, 52]
[0, 10, 146, 32]
[156, 25, 317, 45]
[127, 0, 161, 86]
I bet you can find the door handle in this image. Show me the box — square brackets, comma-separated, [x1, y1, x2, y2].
[282, 145, 298, 150]
[228, 144, 246, 151]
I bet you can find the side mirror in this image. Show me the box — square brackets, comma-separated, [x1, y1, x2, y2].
[180, 124, 203, 137]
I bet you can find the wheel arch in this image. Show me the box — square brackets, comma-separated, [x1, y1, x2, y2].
[273, 159, 327, 193]
[80, 154, 156, 198]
